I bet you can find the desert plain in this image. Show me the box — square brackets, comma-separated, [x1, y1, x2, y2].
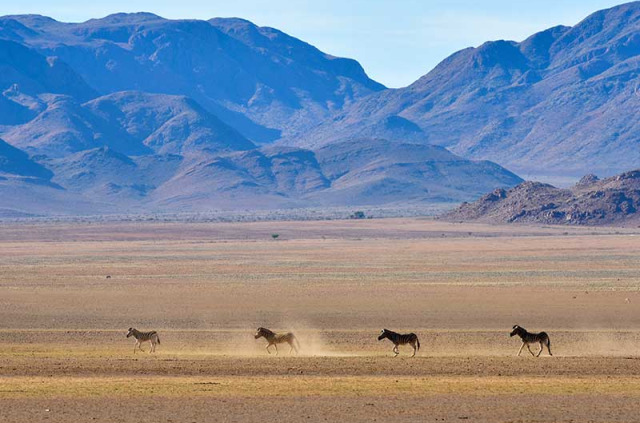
[0, 218, 640, 422]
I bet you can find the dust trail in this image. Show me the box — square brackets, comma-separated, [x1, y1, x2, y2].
[140, 328, 267, 357]
[212, 325, 359, 357]
[294, 331, 358, 357]
[215, 330, 270, 357]
[574, 331, 640, 357]
[271, 322, 362, 357]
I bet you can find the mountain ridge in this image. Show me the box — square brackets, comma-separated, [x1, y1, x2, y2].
[290, 1, 640, 178]
[0, 12, 385, 143]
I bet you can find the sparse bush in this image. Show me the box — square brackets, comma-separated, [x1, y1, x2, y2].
[350, 211, 366, 219]
[271, 234, 280, 240]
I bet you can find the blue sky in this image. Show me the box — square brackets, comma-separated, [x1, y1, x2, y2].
[3, 0, 628, 87]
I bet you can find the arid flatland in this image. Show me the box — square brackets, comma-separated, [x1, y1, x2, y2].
[1, 218, 639, 422]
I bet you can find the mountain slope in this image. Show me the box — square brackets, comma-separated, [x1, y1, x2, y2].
[146, 140, 521, 211]
[0, 39, 97, 102]
[0, 138, 103, 217]
[146, 146, 329, 210]
[0, 137, 52, 179]
[293, 2, 640, 178]
[0, 39, 97, 125]
[0, 13, 385, 142]
[85, 92, 256, 155]
[1, 92, 255, 158]
[310, 139, 523, 205]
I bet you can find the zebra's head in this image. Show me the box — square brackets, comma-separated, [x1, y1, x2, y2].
[255, 327, 265, 339]
[378, 329, 389, 341]
[510, 325, 523, 337]
[126, 328, 134, 338]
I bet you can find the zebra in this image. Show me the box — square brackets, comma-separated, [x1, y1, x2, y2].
[377, 329, 420, 357]
[126, 328, 160, 354]
[254, 327, 300, 355]
[510, 325, 552, 357]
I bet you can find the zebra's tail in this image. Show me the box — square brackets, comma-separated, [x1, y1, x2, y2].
[416, 336, 421, 351]
[546, 337, 551, 356]
[157, 335, 161, 345]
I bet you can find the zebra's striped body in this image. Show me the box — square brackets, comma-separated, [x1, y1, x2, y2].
[378, 329, 420, 357]
[510, 325, 552, 357]
[254, 327, 300, 355]
[126, 328, 160, 354]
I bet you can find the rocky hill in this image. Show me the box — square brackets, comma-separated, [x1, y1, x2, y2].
[444, 170, 640, 226]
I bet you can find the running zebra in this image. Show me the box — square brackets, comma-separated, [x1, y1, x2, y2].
[126, 327, 161, 354]
[377, 329, 420, 357]
[254, 327, 300, 355]
[510, 325, 552, 357]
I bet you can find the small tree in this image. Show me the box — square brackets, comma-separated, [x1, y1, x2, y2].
[271, 234, 280, 240]
[350, 211, 366, 219]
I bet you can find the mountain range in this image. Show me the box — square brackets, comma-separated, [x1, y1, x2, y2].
[0, 2, 638, 216]
[292, 2, 640, 178]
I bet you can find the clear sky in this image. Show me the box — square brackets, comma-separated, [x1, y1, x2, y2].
[3, 0, 629, 87]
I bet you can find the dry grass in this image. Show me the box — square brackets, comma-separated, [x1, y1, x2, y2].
[2, 375, 640, 399]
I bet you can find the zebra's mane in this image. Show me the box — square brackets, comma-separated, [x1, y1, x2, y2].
[258, 327, 275, 336]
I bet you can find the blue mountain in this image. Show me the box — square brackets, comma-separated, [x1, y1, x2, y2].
[294, 2, 640, 179]
[0, 11, 530, 215]
[0, 13, 384, 143]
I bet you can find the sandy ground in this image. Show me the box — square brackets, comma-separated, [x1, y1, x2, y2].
[1, 218, 639, 422]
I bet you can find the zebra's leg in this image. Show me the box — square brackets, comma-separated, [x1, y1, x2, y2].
[266, 344, 272, 354]
[134, 341, 138, 354]
[527, 344, 535, 356]
[393, 344, 399, 357]
[411, 341, 417, 358]
[537, 342, 544, 357]
[274, 343, 278, 356]
[517, 342, 525, 356]
[547, 340, 552, 356]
